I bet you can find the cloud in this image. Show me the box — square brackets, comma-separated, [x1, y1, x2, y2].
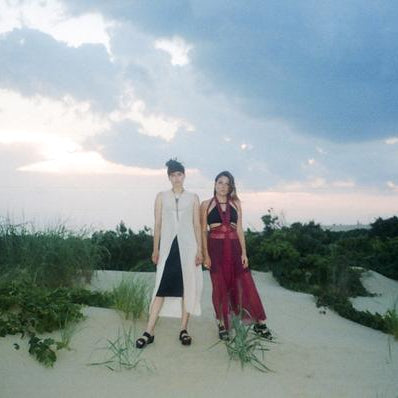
[387, 181, 398, 192]
[0, 88, 196, 175]
[240, 143, 253, 151]
[2, 1, 397, 194]
[0, 89, 132, 175]
[110, 87, 195, 141]
[154, 36, 193, 66]
[66, 0, 398, 141]
[385, 137, 398, 145]
[273, 177, 356, 192]
[0, 89, 108, 142]
[0, 28, 117, 110]
[0, 0, 113, 54]
[18, 151, 166, 176]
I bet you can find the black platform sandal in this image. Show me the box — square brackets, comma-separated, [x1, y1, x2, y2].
[218, 324, 230, 341]
[179, 329, 192, 346]
[136, 332, 154, 349]
[253, 323, 273, 340]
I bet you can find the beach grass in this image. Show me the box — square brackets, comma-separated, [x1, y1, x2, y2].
[112, 276, 151, 321]
[0, 218, 101, 288]
[384, 299, 398, 341]
[57, 312, 83, 351]
[211, 313, 272, 372]
[88, 325, 153, 371]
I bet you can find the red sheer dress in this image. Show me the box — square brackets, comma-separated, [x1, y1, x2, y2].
[207, 196, 267, 329]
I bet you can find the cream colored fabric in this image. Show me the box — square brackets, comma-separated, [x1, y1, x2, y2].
[150, 190, 203, 317]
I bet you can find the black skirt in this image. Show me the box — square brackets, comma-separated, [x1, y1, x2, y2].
[156, 237, 184, 297]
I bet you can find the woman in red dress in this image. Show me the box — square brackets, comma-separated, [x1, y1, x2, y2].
[200, 171, 272, 341]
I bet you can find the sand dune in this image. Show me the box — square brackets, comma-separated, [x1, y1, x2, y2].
[351, 270, 398, 315]
[1, 270, 397, 398]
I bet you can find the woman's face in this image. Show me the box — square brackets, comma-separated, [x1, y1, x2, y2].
[169, 171, 185, 187]
[215, 175, 230, 196]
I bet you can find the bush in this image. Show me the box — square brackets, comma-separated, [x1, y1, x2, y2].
[0, 220, 100, 288]
[370, 216, 398, 239]
[316, 291, 388, 333]
[92, 222, 153, 271]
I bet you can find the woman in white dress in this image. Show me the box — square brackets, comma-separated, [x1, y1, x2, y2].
[136, 159, 203, 348]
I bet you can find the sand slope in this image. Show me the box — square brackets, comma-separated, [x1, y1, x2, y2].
[1, 270, 397, 398]
[351, 270, 398, 315]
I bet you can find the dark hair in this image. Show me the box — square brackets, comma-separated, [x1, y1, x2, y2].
[165, 158, 185, 175]
[214, 171, 239, 201]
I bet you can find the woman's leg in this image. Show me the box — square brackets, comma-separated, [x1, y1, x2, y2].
[179, 299, 193, 345]
[136, 296, 164, 348]
[180, 299, 190, 330]
[145, 296, 165, 335]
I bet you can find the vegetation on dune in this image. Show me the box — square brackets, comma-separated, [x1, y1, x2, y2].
[1, 213, 397, 367]
[88, 325, 153, 372]
[0, 280, 113, 366]
[92, 221, 153, 272]
[222, 313, 272, 373]
[246, 210, 398, 335]
[0, 219, 116, 366]
[0, 219, 100, 288]
[112, 276, 151, 321]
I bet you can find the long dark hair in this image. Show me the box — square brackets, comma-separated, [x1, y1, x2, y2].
[213, 171, 239, 202]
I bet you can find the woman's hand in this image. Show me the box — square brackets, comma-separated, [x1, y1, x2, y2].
[203, 254, 212, 269]
[151, 250, 159, 265]
[195, 251, 203, 266]
[241, 254, 249, 269]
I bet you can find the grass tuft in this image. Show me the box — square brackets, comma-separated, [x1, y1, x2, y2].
[88, 325, 153, 372]
[384, 299, 398, 341]
[210, 312, 272, 373]
[112, 276, 151, 321]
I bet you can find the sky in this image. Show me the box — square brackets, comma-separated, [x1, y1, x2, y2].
[0, 0, 397, 232]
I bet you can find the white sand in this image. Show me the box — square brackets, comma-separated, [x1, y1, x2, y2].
[351, 270, 398, 315]
[1, 270, 397, 398]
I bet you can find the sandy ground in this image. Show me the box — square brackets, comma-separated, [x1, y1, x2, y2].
[351, 270, 398, 315]
[1, 270, 397, 398]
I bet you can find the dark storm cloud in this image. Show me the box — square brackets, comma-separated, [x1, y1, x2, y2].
[0, 28, 118, 111]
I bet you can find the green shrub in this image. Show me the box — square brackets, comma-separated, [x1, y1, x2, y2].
[28, 335, 58, 367]
[316, 291, 387, 333]
[91, 222, 153, 271]
[0, 220, 100, 288]
[0, 281, 84, 335]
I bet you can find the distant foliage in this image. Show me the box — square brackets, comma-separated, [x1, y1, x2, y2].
[246, 211, 398, 335]
[92, 221, 153, 271]
[370, 216, 398, 239]
[248, 213, 398, 282]
[0, 219, 100, 288]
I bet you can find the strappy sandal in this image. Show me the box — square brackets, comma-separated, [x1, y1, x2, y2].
[136, 332, 154, 349]
[218, 324, 230, 341]
[253, 323, 273, 340]
[179, 329, 192, 346]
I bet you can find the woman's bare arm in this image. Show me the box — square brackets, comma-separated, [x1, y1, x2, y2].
[193, 194, 203, 266]
[200, 199, 211, 269]
[152, 192, 162, 264]
[236, 200, 249, 268]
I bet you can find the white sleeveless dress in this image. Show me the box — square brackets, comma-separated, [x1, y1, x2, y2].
[150, 190, 203, 317]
